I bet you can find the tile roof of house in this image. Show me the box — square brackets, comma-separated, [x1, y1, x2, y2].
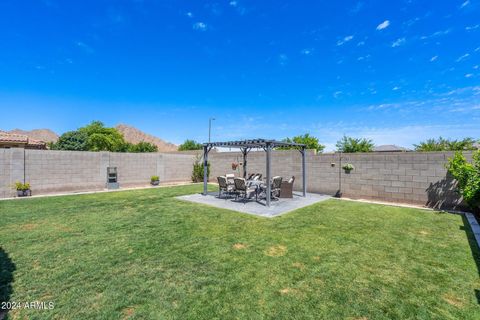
[0, 131, 47, 147]
[373, 144, 409, 152]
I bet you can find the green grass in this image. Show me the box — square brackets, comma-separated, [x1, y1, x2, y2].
[0, 184, 479, 319]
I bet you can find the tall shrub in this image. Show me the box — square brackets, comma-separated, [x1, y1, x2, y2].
[415, 137, 476, 151]
[447, 151, 480, 210]
[278, 134, 325, 153]
[336, 136, 374, 153]
[192, 156, 210, 182]
[179, 139, 203, 151]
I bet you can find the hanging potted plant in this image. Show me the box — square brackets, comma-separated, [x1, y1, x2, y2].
[14, 182, 31, 197]
[342, 163, 355, 174]
[150, 175, 160, 186]
[231, 162, 239, 170]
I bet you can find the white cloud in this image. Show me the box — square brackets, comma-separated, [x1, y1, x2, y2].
[465, 73, 474, 78]
[391, 37, 406, 47]
[333, 91, 343, 98]
[456, 53, 470, 62]
[376, 20, 390, 30]
[350, 2, 364, 14]
[420, 29, 451, 40]
[357, 55, 369, 61]
[466, 24, 479, 31]
[193, 22, 208, 31]
[357, 41, 365, 46]
[75, 41, 94, 54]
[460, 0, 470, 8]
[430, 55, 438, 62]
[228, 1, 246, 15]
[186, 12, 193, 18]
[278, 54, 288, 66]
[337, 35, 354, 46]
[392, 86, 400, 91]
[301, 49, 313, 56]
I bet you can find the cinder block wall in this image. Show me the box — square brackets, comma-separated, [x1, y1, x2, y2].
[208, 150, 473, 211]
[0, 149, 196, 197]
[0, 148, 474, 211]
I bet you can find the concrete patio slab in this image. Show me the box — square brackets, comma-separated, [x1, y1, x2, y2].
[176, 192, 330, 217]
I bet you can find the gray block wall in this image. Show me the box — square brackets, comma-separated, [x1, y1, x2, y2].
[0, 149, 196, 197]
[208, 150, 473, 211]
[0, 148, 474, 211]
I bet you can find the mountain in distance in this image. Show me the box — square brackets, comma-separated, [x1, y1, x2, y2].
[7, 128, 59, 143]
[3, 125, 178, 152]
[115, 124, 178, 152]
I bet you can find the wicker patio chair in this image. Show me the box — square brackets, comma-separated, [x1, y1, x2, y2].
[280, 176, 295, 198]
[271, 176, 283, 199]
[217, 176, 234, 198]
[225, 173, 235, 186]
[234, 177, 257, 203]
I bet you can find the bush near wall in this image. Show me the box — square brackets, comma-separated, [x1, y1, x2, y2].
[447, 150, 480, 212]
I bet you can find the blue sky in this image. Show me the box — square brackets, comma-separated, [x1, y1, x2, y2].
[0, 0, 479, 150]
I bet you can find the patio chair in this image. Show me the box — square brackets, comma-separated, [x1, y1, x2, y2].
[226, 173, 235, 186]
[280, 176, 295, 198]
[217, 176, 234, 199]
[271, 176, 283, 199]
[233, 177, 257, 203]
[247, 173, 256, 180]
[252, 173, 262, 181]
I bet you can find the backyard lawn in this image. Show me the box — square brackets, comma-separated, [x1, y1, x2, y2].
[0, 184, 479, 319]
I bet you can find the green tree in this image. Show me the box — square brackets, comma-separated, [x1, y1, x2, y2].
[447, 151, 480, 210]
[415, 137, 476, 151]
[50, 130, 88, 151]
[279, 133, 325, 153]
[79, 121, 126, 152]
[128, 141, 158, 153]
[179, 139, 203, 151]
[336, 136, 374, 153]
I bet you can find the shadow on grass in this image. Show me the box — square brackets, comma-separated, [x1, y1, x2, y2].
[460, 215, 480, 304]
[0, 247, 15, 320]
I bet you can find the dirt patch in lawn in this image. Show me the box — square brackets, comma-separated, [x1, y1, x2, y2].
[233, 243, 247, 250]
[443, 294, 464, 308]
[292, 262, 305, 270]
[122, 307, 135, 319]
[279, 287, 298, 295]
[19, 223, 39, 231]
[265, 245, 287, 257]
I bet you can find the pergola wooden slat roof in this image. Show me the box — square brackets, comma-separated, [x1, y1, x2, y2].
[203, 139, 306, 149]
[202, 139, 307, 207]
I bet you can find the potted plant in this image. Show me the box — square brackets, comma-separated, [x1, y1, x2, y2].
[231, 162, 239, 170]
[15, 182, 31, 197]
[150, 175, 160, 186]
[342, 163, 355, 174]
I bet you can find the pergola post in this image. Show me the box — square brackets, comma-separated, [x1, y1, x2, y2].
[242, 148, 248, 178]
[203, 145, 209, 195]
[301, 146, 306, 197]
[266, 142, 272, 207]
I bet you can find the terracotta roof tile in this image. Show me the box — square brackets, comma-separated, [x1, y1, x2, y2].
[0, 131, 47, 148]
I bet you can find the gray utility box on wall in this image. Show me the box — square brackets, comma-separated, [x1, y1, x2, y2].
[106, 167, 119, 189]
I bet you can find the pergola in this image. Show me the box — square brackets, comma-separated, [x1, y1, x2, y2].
[202, 139, 307, 207]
